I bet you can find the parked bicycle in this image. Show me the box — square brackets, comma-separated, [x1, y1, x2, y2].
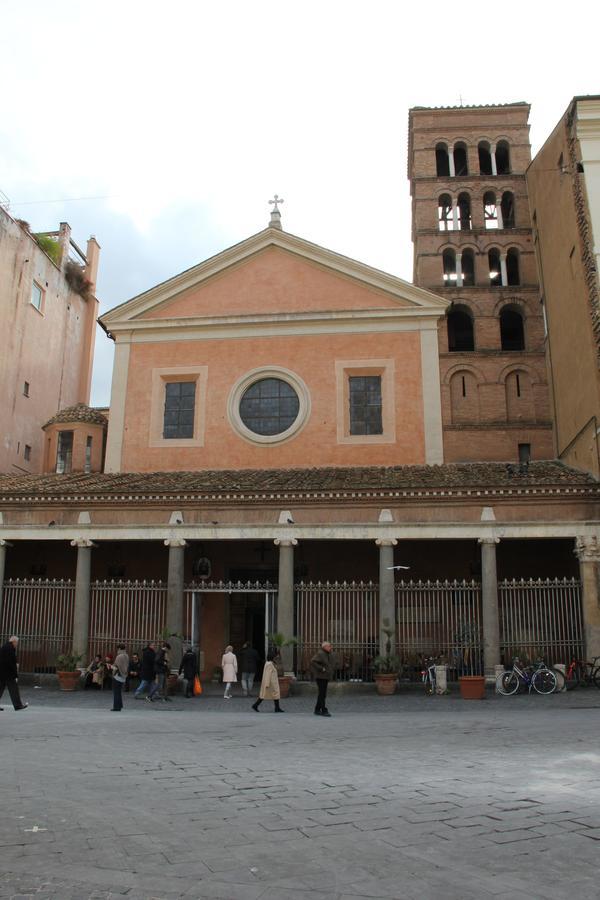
[552, 656, 600, 691]
[496, 658, 557, 696]
[421, 657, 437, 695]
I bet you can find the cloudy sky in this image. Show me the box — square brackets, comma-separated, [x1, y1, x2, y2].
[2, 1, 598, 406]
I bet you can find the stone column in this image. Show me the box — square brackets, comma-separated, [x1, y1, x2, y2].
[575, 537, 600, 659]
[451, 198, 460, 231]
[500, 253, 508, 287]
[274, 538, 297, 673]
[455, 251, 463, 287]
[448, 148, 456, 177]
[164, 539, 187, 667]
[490, 145, 498, 177]
[70, 539, 94, 661]
[376, 539, 398, 655]
[0, 540, 12, 627]
[479, 537, 500, 681]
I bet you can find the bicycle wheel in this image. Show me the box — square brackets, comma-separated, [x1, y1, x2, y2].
[593, 668, 600, 690]
[552, 667, 566, 691]
[496, 671, 519, 696]
[532, 669, 557, 695]
[424, 678, 434, 696]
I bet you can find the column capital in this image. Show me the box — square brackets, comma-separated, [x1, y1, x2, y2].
[575, 536, 600, 562]
[478, 536, 500, 545]
[375, 538, 398, 547]
[164, 539, 187, 549]
[70, 538, 96, 549]
[274, 538, 298, 547]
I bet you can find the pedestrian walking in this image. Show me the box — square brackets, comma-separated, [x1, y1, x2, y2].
[110, 644, 129, 711]
[134, 642, 156, 699]
[251, 650, 284, 713]
[310, 641, 334, 717]
[148, 641, 171, 702]
[125, 652, 141, 692]
[239, 642, 260, 696]
[0, 636, 28, 711]
[221, 645, 237, 699]
[179, 646, 198, 698]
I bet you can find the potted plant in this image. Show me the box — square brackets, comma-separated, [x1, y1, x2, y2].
[454, 621, 486, 699]
[373, 621, 401, 695]
[266, 632, 298, 698]
[56, 652, 83, 691]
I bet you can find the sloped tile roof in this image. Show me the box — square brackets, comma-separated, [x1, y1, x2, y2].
[43, 403, 108, 428]
[0, 461, 596, 504]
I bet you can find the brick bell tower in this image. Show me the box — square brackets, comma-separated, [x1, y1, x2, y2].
[408, 103, 554, 463]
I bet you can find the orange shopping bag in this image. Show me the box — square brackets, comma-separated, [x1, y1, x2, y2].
[193, 675, 202, 696]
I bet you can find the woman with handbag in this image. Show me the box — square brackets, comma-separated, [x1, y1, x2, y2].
[111, 644, 129, 711]
[179, 646, 198, 698]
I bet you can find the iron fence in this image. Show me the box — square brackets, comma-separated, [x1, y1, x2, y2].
[396, 579, 483, 679]
[88, 580, 168, 659]
[0, 578, 75, 672]
[295, 580, 379, 682]
[499, 577, 583, 665]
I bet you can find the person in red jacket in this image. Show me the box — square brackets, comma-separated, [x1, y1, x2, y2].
[0, 636, 28, 711]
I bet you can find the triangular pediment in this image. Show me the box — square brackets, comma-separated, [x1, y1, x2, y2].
[100, 227, 448, 332]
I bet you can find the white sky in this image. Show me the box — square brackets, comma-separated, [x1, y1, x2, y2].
[1, 0, 599, 406]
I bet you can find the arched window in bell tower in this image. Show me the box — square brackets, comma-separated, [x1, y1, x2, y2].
[447, 306, 475, 351]
[496, 140, 511, 175]
[454, 142, 468, 176]
[506, 248, 520, 285]
[484, 192, 499, 229]
[478, 141, 493, 175]
[443, 249, 457, 284]
[488, 248, 502, 286]
[501, 192, 515, 228]
[457, 193, 471, 231]
[438, 194, 453, 231]
[436, 143, 451, 177]
[461, 249, 475, 286]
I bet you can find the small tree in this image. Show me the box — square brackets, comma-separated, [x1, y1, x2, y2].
[266, 631, 298, 676]
[373, 619, 401, 675]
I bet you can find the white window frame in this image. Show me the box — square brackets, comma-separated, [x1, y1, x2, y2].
[228, 366, 311, 446]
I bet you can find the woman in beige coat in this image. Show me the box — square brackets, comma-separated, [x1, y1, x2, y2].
[221, 645, 237, 700]
[251, 651, 284, 713]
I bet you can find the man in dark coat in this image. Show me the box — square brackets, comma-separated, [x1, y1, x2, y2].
[148, 641, 171, 702]
[134, 642, 156, 699]
[0, 636, 28, 711]
[179, 646, 198, 698]
[239, 642, 260, 696]
[310, 641, 334, 717]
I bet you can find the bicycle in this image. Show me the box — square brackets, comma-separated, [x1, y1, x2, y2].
[552, 656, 600, 691]
[421, 657, 437, 695]
[496, 658, 557, 696]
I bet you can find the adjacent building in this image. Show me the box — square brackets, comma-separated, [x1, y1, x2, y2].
[527, 96, 600, 477]
[0, 208, 100, 474]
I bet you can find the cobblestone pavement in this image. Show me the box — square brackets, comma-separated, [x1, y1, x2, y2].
[2, 685, 600, 899]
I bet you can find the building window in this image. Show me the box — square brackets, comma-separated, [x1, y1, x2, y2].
[349, 376, 383, 435]
[239, 378, 300, 436]
[447, 307, 475, 351]
[436, 142, 450, 177]
[478, 141, 493, 176]
[457, 193, 471, 231]
[163, 381, 196, 439]
[484, 192, 499, 230]
[31, 281, 43, 311]
[56, 430, 74, 474]
[453, 142, 468, 176]
[501, 192, 515, 228]
[438, 194, 454, 231]
[506, 248, 520, 285]
[23, 381, 30, 397]
[500, 306, 525, 350]
[496, 140, 511, 175]
[518, 443, 531, 464]
[488, 249, 502, 286]
[443, 249, 457, 284]
[461, 249, 475, 287]
[228, 367, 310, 445]
[24, 444, 32, 462]
[84, 435, 93, 473]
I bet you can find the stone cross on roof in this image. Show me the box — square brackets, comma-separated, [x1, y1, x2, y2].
[269, 194, 284, 230]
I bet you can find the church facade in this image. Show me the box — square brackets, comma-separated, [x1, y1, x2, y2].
[1, 107, 600, 684]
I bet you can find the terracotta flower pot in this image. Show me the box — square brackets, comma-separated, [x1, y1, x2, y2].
[57, 670, 81, 691]
[459, 675, 486, 700]
[374, 673, 398, 695]
[278, 675, 292, 698]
